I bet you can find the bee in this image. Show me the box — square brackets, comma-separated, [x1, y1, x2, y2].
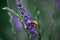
[31, 20, 38, 28]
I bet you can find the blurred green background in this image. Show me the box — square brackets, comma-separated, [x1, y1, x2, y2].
[0, 0, 9, 40]
[0, 0, 60, 40]
[0, 0, 14, 40]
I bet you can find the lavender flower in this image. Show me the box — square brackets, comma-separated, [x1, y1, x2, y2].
[56, 0, 60, 10]
[16, 0, 38, 38]
[12, 14, 22, 30]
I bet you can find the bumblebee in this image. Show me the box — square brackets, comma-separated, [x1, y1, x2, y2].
[31, 20, 38, 28]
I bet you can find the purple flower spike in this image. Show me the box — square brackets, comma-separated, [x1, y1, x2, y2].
[16, 0, 30, 20]
[56, 0, 60, 10]
[29, 30, 38, 38]
[16, 0, 38, 38]
[26, 22, 38, 38]
[12, 14, 22, 30]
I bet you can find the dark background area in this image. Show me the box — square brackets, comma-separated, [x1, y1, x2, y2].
[0, 0, 10, 40]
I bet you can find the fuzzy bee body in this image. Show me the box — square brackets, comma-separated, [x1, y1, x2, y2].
[31, 21, 38, 27]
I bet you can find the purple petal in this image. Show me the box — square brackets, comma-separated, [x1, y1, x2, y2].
[29, 30, 38, 38]
[12, 14, 22, 30]
[56, 0, 60, 10]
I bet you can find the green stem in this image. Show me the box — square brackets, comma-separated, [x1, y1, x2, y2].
[33, 0, 41, 40]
